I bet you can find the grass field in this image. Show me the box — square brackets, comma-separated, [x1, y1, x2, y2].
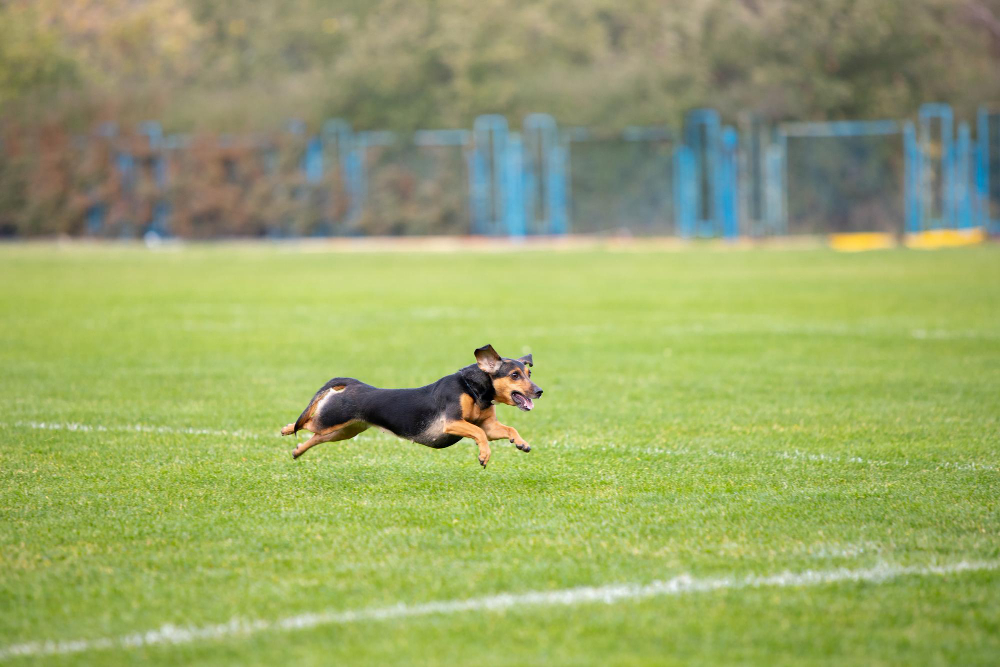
[1, 242, 999, 665]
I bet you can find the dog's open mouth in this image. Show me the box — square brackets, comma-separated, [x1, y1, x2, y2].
[511, 391, 534, 411]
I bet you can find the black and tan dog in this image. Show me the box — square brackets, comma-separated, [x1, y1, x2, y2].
[280, 344, 542, 467]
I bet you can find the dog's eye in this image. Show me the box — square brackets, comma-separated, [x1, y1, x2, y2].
[511, 372, 520, 379]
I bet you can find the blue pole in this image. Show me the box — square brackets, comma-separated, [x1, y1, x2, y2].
[673, 145, 695, 238]
[115, 150, 135, 236]
[918, 103, 954, 229]
[763, 143, 782, 236]
[348, 132, 370, 226]
[721, 126, 739, 239]
[472, 115, 509, 235]
[470, 147, 487, 234]
[139, 121, 170, 236]
[976, 107, 987, 230]
[523, 113, 563, 234]
[549, 145, 568, 234]
[683, 109, 722, 236]
[303, 135, 324, 184]
[956, 121, 973, 230]
[904, 121, 921, 234]
[504, 132, 525, 237]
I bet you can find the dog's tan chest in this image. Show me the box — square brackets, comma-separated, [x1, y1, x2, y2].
[460, 393, 495, 425]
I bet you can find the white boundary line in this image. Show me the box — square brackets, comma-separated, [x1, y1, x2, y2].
[0, 560, 995, 661]
[566, 441, 999, 473]
[5, 420, 997, 472]
[2, 421, 269, 440]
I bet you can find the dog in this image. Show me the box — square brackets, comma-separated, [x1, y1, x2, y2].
[280, 344, 542, 467]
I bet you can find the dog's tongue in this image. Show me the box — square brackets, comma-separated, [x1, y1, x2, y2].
[513, 393, 534, 411]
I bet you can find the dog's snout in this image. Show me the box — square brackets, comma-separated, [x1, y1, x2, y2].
[533, 387, 543, 398]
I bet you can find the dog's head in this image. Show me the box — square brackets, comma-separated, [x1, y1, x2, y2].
[474, 344, 543, 411]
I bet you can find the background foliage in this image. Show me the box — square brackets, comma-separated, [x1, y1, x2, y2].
[1, 0, 999, 131]
[1, 0, 999, 237]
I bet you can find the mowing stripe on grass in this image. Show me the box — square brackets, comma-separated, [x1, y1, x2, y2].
[1, 560, 995, 661]
[7, 420, 998, 472]
[570, 441, 999, 473]
[2, 421, 269, 440]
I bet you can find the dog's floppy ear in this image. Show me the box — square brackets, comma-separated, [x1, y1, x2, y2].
[517, 354, 533, 367]
[474, 344, 502, 374]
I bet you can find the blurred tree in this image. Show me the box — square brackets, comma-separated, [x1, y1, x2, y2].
[0, 0, 997, 129]
[3, 0, 999, 238]
[0, 6, 79, 111]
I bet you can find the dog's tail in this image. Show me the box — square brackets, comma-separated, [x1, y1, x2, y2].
[292, 400, 318, 435]
[286, 377, 360, 435]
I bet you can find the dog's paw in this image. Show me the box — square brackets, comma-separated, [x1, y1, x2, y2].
[511, 437, 531, 452]
[281, 423, 295, 436]
[478, 446, 491, 468]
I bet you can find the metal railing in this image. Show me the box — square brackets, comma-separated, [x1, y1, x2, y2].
[0, 103, 997, 238]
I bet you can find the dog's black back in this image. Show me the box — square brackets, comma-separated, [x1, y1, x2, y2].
[283, 344, 541, 464]
[300, 365, 499, 448]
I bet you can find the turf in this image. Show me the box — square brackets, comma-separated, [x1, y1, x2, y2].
[1, 242, 999, 665]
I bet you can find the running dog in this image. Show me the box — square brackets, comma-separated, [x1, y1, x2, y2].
[280, 344, 542, 468]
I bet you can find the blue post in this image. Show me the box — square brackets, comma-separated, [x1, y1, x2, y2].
[523, 113, 567, 235]
[139, 121, 170, 236]
[976, 107, 989, 230]
[303, 135, 324, 184]
[472, 115, 510, 235]
[549, 145, 568, 234]
[918, 103, 955, 229]
[521, 120, 541, 234]
[683, 109, 723, 236]
[115, 149, 136, 237]
[956, 122, 973, 230]
[720, 126, 740, 239]
[346, 132, 366, 225]
[85, 204, 106, 235]
[978, 106, 999, 234]
[764, 140, 785, 236]
[904, 121, 921, 234]
[504, 132, 525, 237]
[469, 144, 488, 234]
[673, 145, 696, 238]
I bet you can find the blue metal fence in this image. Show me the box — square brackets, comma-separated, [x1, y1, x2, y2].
[780, 119, 903, 235]
[978, 107, 1000, 234]
[569, 125, 675, 235]
[6, 103, 999, 239]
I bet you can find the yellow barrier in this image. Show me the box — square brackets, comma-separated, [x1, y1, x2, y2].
[828, 232, 896, 252]
[904, 228, 986, 249]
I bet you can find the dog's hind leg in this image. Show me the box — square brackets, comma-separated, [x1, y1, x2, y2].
[292, 421, 369, 459]
[281, 423, 296, 436]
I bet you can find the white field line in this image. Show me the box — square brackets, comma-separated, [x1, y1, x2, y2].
[2, 420, 270, 440]
[0, 560, 996, 661]
[578, 441, 1000, 473]
[5, 420, 997, 472]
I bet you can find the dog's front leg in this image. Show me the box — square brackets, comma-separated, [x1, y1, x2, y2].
[443, 420, 492, 467]
[481, 416, 530, 453]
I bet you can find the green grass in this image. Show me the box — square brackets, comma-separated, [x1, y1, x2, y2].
[1, 243, 999, 665]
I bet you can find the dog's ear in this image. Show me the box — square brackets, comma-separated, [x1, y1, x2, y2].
[517, 354, 533, 367]
[474, 344, 502, 374]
